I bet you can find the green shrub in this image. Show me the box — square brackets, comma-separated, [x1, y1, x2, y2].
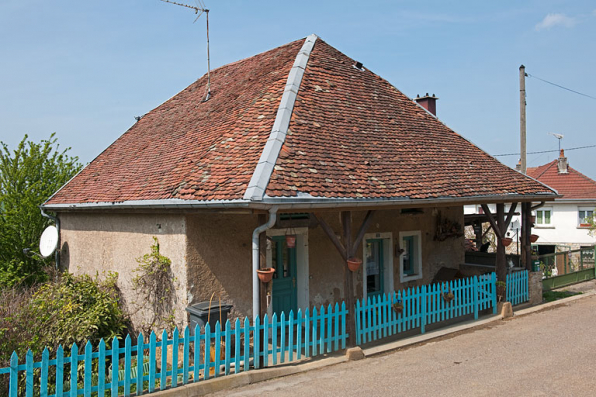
[0, 272, 128, 394]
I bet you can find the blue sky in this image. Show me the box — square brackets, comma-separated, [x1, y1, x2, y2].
[1, 1, 595, 180]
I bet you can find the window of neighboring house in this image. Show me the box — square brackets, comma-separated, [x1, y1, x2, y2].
[535, 208, 552, 226]
[578, 208, 594, 228]
[399, 231, 422, 282]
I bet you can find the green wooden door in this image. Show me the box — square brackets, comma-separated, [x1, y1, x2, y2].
[366, 239, 384, 298]
[271, 236, 298, 316]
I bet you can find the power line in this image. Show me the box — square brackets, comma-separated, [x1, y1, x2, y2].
[493, 144, 596, 157]
[526, 73, 596, 101]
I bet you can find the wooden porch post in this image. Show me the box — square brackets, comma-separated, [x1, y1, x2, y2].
[341, 211, 356, 347]
[495, 204, 507, 282]
[481, 203, 518, 282]
[313, 210, 375, 347]
[521, 202, 531, 270]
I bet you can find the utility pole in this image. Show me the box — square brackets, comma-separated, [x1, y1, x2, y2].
[519, 64, 527, 174]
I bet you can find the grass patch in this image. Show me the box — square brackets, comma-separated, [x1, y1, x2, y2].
[543, 290, 582, 303]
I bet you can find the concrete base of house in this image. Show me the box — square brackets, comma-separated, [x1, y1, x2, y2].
[529, 271, 543, 305]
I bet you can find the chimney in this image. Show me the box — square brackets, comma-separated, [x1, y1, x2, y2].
[415, 93, 438, 116]
[557, 149, 568, 174]
[515, 159, 522, 172]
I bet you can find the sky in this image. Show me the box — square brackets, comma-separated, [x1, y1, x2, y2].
[1, 0, 595, 180]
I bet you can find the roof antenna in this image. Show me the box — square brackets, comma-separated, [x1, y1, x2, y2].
[548, 132, 564, 151]
[159, 0, 212, 101]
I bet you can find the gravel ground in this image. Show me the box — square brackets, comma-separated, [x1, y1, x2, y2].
[211, 294, 596, 397]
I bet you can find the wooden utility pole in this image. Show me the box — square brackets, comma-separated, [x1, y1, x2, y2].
[520, 65, 527, 174]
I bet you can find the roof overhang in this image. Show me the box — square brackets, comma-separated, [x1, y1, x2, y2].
[41, 193, 559, 213]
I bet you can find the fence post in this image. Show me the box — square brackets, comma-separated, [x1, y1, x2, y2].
[421, 285, 427, 334]
[41, 348, 49, 397]
[26, 350, 33, 397]
[473, 276, 479, 320]
[491, 273, 497, 314]
[9, 351, 18, 397]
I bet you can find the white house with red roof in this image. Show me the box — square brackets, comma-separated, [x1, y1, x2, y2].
[526, 150, 596, 255]
[42, 35, 556, 331]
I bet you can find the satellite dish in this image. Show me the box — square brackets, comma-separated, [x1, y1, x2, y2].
[39, 225, 58, 258]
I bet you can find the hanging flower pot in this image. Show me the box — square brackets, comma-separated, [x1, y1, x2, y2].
[346, 257, 362, 272]
[285, 235, 296, 248]
[256, 267, 276, 283]
[501, 237, 513, 247]
[392, 301, 404, 314]
[530, 234, 539, 243]
[442, 291, 455, 303]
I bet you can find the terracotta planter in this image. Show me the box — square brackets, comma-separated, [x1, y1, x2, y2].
[286, 235, 296, 248]
[501, 237, 513, 247]
[392, 302, 404, 314]
[256, 267, 276, 283]
[347, 257, 363, 272]
[530, 234, 539, 243]
[443, 292, 455, 303]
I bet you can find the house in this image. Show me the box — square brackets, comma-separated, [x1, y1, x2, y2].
[42, 35, 556, 332]
[526, 150, 596, 256]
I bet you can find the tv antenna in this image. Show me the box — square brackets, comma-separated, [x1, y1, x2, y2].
[548, 133, 564, 151]
[159, 0, 212, 100]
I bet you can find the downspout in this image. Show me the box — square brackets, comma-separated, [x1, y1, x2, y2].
[40, 207, 60, 273]
[252, 207, 278, 320]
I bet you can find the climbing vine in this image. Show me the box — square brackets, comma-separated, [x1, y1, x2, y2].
[131, 237, 178, 334]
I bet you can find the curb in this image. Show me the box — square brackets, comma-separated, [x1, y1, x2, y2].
[152, 289, 596, 396]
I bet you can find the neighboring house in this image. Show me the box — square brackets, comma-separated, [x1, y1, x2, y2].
[526, 150, 596, 255]
[42, 35, 556, 330]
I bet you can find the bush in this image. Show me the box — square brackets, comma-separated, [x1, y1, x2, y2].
[0, 272, 128, 394]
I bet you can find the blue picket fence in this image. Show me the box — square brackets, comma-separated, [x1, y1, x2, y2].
[0, 302, 347, 397]
[506, 270, 529, 306]
[355, 273, 497, 345]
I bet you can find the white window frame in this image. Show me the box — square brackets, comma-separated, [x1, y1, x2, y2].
[534, 207, 553, 227]
[399, 230, 422, 283]
[578, 207, 594, 228]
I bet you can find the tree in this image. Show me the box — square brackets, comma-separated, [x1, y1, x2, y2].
[0, 134, 82, 287]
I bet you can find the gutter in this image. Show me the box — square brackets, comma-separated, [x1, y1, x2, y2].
[40, 207, 60, 272]
[41, 193, 560, 212]
[252, 207, 278, 320]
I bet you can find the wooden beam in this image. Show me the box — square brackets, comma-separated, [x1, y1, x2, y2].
[481, 204, 503, 240]
[313, 213, 347, 261]
[504, 202, 518, 230]
[341, 211, 356, 347]
[352, 210, 375, 256]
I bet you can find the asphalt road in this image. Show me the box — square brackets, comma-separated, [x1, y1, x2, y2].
[212, 295, 596, 396]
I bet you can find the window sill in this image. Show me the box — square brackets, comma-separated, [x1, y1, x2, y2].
[534, 226, 555, 229]
[401, 273, 422, 283]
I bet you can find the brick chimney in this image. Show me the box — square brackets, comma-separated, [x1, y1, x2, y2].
[415, 93, 438, 116]
[557, 149, 568, 174]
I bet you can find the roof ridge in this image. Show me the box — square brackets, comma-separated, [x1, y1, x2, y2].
[535, 160, 556, 179]
[243, 34, 318, 201]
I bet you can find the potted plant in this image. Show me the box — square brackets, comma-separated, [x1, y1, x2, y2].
[442, 290, 455, 303]
[256, 267, 276, 283]
[347, 257, 362, 272]
[496, 281, 507, 302]
[501, 237, 513, 247]
[392, 300, 404, 314]
[530, 234, 539, 243]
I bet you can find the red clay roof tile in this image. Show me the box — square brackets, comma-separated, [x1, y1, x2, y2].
[46, 36, 555, 207]
[527, 158, 596, 199]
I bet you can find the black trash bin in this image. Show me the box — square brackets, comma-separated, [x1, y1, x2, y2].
[186, 301, 233, 334]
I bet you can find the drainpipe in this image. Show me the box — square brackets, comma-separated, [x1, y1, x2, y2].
[252, 207, 278, 321]
[40, 207, 60, 273]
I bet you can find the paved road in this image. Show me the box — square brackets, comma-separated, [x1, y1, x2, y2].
[212, 295, 596, 396]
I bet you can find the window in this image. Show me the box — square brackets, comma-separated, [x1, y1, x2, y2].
[399, 231, 422, 282]
[535, 208, 552, 226]
[578, 208, 594, 227]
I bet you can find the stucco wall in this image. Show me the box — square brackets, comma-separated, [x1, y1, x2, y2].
[185, 213, 257, 320]
[58, 212, 188, 331]
[307, 206, 465, 307]
[533, 202, 596, 247]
